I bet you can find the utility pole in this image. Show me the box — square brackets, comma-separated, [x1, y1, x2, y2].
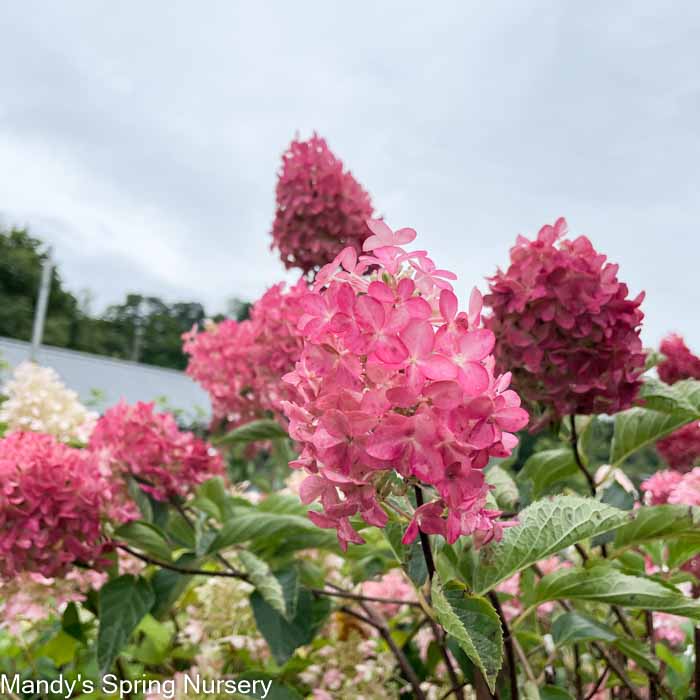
[30, 246, 54, 361]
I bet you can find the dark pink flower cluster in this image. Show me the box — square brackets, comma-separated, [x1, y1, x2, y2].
[654, 334, 700, 470]
[183, 280, 307, 426]
[281, 220, 528, 550]
[658, 334, 700, 385]
[271, 134, 374, 274]
[0, 432, 106, 578]
[89, 401, 223, 503]
[485, 218, 645, 423]
[656, 421, 700, 472]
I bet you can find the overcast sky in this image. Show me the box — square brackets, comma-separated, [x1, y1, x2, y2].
[1, 2, 698, 349]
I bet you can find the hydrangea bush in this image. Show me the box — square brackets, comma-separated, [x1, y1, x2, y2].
[4, 177, 700, 697]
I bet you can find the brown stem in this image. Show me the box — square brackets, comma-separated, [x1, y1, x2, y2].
[116, 543, 249, 579]
[413, 484, 436, 581]
[573, 644, 584, 700]
[310, 587, 422, 608]
[583, 664, 609, 700]
[340, 605, 426, 700]
[488, 591, 519, 700]
[645, 611, 659, 700]
[427, 617, 466, 700]
[570, 415, 596, 496]
[695, 627, 700, 696]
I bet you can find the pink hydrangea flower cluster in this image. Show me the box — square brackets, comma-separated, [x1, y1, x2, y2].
[183, 281, 307, 427]
[89, 401, 223, 504]
[654, 334, 700, 471]
[361, 569, 416, 617]
[656, 421, 700, 472]
[485, 218, 645, 423]
[281, 220, 528, 550]
[642, 468, 700, 582]
[0, 432, 107, 578]
[658, 333, 700, 385]
[270, 134, 374, 274]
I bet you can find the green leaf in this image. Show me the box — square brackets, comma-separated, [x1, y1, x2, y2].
[97, 575, 155, 673]
[516, 448, 578, 498]
[641, 378, 700, 415]
[610, 379, 700, 467]
[469, 496, 630, 595]
[150, 553, 200, 619]
[239, 551, 287, 617]
[610, 408, 694, 467]
[486, 464, 519, 510]
[431, 578, 503, 693]
[613, 505, 700, 552]
[251, 582, 330, 664]
[614, 636, 660, 674]
[209, 511, 334, 553]
[61, 602, 85, 642]
[215, 419, 288, 445]
[115, 521, 172, 562]
[534, 564, 700, 618]
[551, 612, 617, 645]
[539, 687, 573, 700]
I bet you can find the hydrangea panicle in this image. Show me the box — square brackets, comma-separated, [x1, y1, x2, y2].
[0, 432, 107, 578]
[271, 134, 374, 273]
[183, 280, 307, 427]
[88, 401, 223, 505]
[0, 361, 97, 443]
[485, 218, 645, 424]
[658, 333, 700, 385]
[281, 219, 528, 550]
[655, 334, 700, 470]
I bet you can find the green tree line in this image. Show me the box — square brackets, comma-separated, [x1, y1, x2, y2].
[0, 226, 246, 370]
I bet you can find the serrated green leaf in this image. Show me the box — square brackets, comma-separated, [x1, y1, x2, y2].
[469, 496, 630, 594]
[239, 551, 287, 617]
[516, 448, 578, 498]
[610, 408, 695, 467]
[534, 564, 700, 618]
[215, 419, 288, 445]
[115, 521, 172, 562]
[613, 504, 700, 552]
[486, 464, 519, 510]
[251, 584, 330, 664]
[209, 511, 334, 553]
[551, 611, 618, 645]
[610, 379, 700, 467]
[431, 579, 503, 693]
[97, 575, 155, 673]
[641, 378, 700, 415]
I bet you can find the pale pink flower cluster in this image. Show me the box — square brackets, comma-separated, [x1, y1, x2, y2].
[0, 361, 97, 443]
[0, 432, 107, 578]
[641, 468, 700, 506]
[183, 280, 307, 427]
[654, 612, 688, 647]
[281, 220, 528, 549]
[0, 569, 107, 637]
[89, 401, 223, 504]
[361, 569, 416, 617]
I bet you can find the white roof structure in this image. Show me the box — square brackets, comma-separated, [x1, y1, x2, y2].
[0, 336, 211, 420]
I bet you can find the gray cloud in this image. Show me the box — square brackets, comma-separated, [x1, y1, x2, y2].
[1, 1, 698, 349]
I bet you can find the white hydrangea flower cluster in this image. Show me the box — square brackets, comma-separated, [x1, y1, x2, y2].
[0, 361, 97, 443]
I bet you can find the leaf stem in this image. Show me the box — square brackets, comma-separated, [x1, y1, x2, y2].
[413, 485, 436, 581]
[339, 604, 426, 700]
[488, 591, 520, 699]
[570, 415, 596, 496]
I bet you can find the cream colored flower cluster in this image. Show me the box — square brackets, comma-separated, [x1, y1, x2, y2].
[0, 361, 97, 443]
